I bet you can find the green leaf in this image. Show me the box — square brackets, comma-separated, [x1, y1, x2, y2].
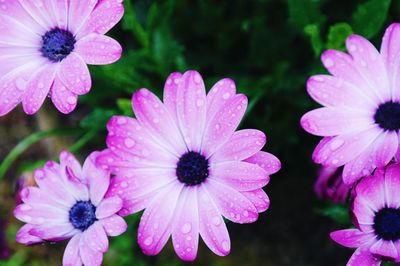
[288, 0, 327, 31]
[0, 128, 81, 180]
[117, 98, 134, 117]
[80, 109, 116, 130]
[327, 23, 353, 51]
[304, 24, 324, 56]
[352, 0, 391, 38]
[315, 203, 350, 224]
[122, 0, 149, 49]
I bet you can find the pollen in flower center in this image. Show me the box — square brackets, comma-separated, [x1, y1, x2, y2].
[69, 201, 97, 231]
[176, 151, 209, 186]
[374, 101, 400, 131]
[41, 28, 76, 62]
[373, 207, 400, 241]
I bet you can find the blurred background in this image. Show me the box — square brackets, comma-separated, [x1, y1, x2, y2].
[1, 0, 399, 265]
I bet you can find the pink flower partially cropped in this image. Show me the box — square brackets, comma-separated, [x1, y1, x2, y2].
[0, 1, 124, 115]
[314, 166, 351, 204]
[330, 163, 400, 265]
[301, 23, 400, 185]
[14, 151, 127, 266]
[97, 70, 281, 261]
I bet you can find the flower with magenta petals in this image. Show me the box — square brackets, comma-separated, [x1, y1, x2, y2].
[330, 163, 400, 265]
[301, 23, 400, 185]
[97, 70, 281, 261]
[314, 166, 351, 204]
[14, 151, 127, 266]
[0, 1, 124, 115]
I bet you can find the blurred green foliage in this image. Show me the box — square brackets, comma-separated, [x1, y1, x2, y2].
[2, 0, 400, 265]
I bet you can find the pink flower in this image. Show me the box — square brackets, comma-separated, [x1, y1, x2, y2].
[330, 163, 400, 265]
[314, 166, 351, 204]
[301, 23, 400, 185]
[0, 1, 124, 116]
[97, 70, 281, 261]
[14, 151, 127, 266]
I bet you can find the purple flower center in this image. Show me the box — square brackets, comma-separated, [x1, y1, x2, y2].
[373, 207, 400, 241]
[41, 28, 76, 62]
[69, 201, 97, 231]
[374, 101, 400, 131]
[176, 151, 209, 186]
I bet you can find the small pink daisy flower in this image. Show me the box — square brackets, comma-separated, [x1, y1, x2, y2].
[0, 1, 124, 115]
[301, 23, 400, 185]
[97, 70, 281, 261]
[330, 163, 400, 265]
[14, 151, 127, 266]
[314, 166, 351, 204]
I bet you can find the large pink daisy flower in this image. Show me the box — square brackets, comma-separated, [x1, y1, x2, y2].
[301, 23, 400, 185]
[331, 163, 400, 265]
[0, 1, 124, 115]
[14, 151, 127, 266]
[97, 70, 281, 261]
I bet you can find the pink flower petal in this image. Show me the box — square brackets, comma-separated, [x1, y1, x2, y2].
[58, 52, 92, 95]
[210, 161, 268, 191]
[354, 173, 386, 212]
[100, 215, 127, 237]
[380, 23, 400, 101]
[197, 185, 230, 256]
[171, 187, 200, 261]
[0, 15, 41, 46]
[19, 187, 68, 209]
[22, 64, 56, 115]
[312, 126, 382, 167]
[82, 151, 110, 206]
[175, 70, 207, 151]
[138, 183, 183, 256]
[342, 131, 397, 185]
[351, 197, 375, 232]
[369, 239, 398, 259]
[346, 34, 390, 102]
[163, 72, 182, 124]
[202, 94, 248, 157]
[131, 88, 187, 156]
[321, 50, 380, 102]
[33, 166, 76, 206]
[50, 77, 78, 114]
[347, 247, 381, 266]
[0, 2, 45, 35]
[306, 75, 376, 109]
[18, 1, 55, 29]
[301, 107, 373, 137]
[78, 0, 124, 37]
[81, 222, 109, 253]
[16, 224, 43, 245]
[67, 1, 97, 35]
[244, 151, 281, 175]
[28, 223, 75, 242]
[79, 235, 103, 266]
[206, 78, 236, 120]
[105, 116, 177, 167]
[95, 196, 123, 219]
[211, 129, 266, 162]
[48, 0, 69, 29]
[205, 179, 258, 224]
[241, 189, 270, 213]
[63, 233, 83, 266]
[14, 203, 67, 225]
[60, 151, 83, 179]
[74, 34, 122, 65]
[0, 61, 45, 116]
[384, 163, 400, 208]
[330, 229, 374, 248]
